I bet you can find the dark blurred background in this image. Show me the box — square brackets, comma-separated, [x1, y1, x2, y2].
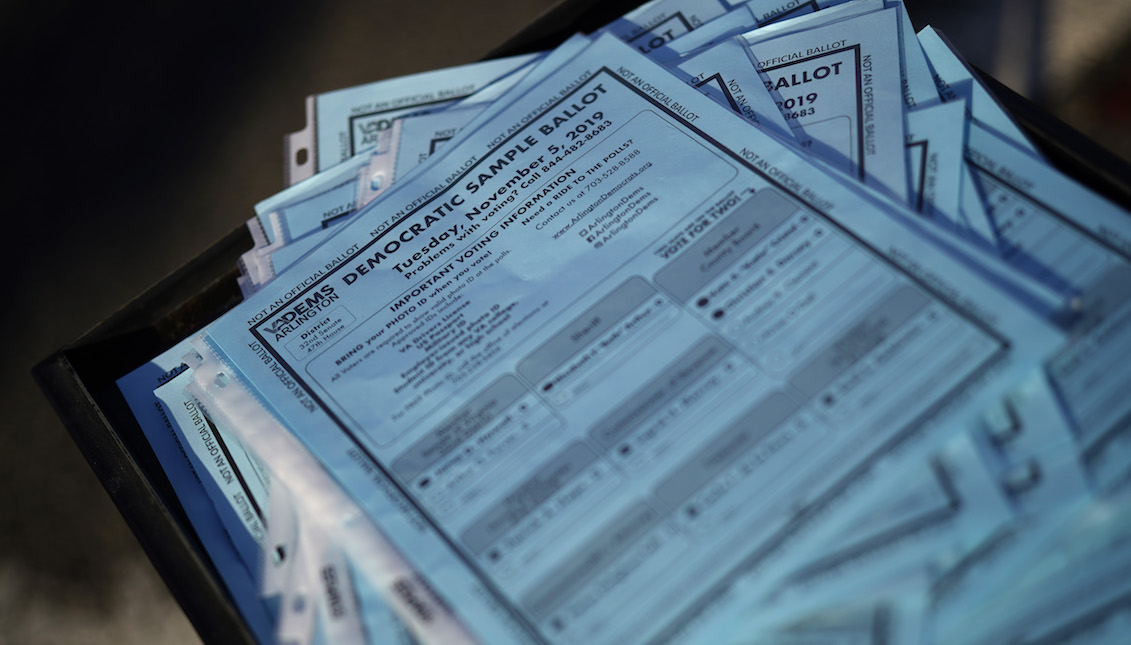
[3, 0, 1130, 642]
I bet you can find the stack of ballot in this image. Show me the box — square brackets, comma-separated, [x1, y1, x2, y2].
[115, 0, 1131, 643]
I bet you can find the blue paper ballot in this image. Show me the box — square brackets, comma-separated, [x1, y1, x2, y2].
[352, 146, 399, 219]
[884, 0, 939, 110]
[917, 26, 1040, 156]
[190, 32, 1064, 645]
[101, 3, 1131, 643]
[249, 51, 555, 287]
[153, 370, 379, 645]
[972, 371, 1092, 515]
[953, 120, 1131, 496]
[734, 572, 928, 645]
[964, 120, 1131, 262]
[155, 370, 270, 573]
[248, 108, 487, 289]
[932, 492, 1131, 645]
[247, 37, 599, 296]
[958, 160, 999, 247]
[754, 0, 942, 113]
[116, 344, 277, 643]
[602, 0, 735, 55]
[740, 0, 882, 41]
[762, 369, 1094, 600]
[288, 518, 368, 645]
[390, 106, 488, 188]
[1044, 279, 1131, 494]
[742, 0, 853, 26]
[285, 53, 541, 184]
[92, 4, 1131, 645]
[694, 367, 1096, 639]
[924, 420, 1130, 644]
[350, 558, 421, 645]
[666, 0, 888, 146]
[119, 338, 417, 644]
[261, 60, 547, 249]
[673, 37, 796, 140]
[648, 4, 760, 65]
[740, 7, 910, 202]
[255, 230, 348, 289]
[722, 1, 941, 165]
[252, 38, 596, 290]
[400, 34, 595, 162]
[756, 432, 1015, 606]
[257, 145, 385, 247]
[905, 100, 965, 223]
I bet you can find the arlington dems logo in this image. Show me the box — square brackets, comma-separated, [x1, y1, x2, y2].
[263, 285, 339, 340]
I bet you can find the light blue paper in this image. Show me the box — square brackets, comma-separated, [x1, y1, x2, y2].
[285, 53, 540, 183]
[256, 148, 378, 247]
[905, 100, 965, 222]
[933, 493, 1131, 645]
[740, 7, 910, 202]
[262, 58, 547, 249]
[119, 338, 415, 644]
[959, 119, 1131, 461]
[650, 4, 761, 65]
[741, 0, 852, 26]
[917, 26, 1039, 156]
[757, 432, 1014, 614]
[958, 160, 998, 247]
[251, 39, 595, 289]
[253, 108, 488, 286]
[741, 0, 881, 40]
[156, 369, 270, 573]
[673, 37, 795, 139]
[116, 344, 277, 643]
[603, 0, 735, 56]
[390, 106, 489, 187]
[194, 32, 1062, 644]
[885, 0, 939, 110]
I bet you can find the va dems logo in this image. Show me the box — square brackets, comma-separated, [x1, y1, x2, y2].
[263, 284, 339, 340]
[356, 119, 396, 146]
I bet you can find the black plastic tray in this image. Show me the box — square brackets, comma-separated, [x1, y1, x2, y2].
[33, 4, 1131, 642]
